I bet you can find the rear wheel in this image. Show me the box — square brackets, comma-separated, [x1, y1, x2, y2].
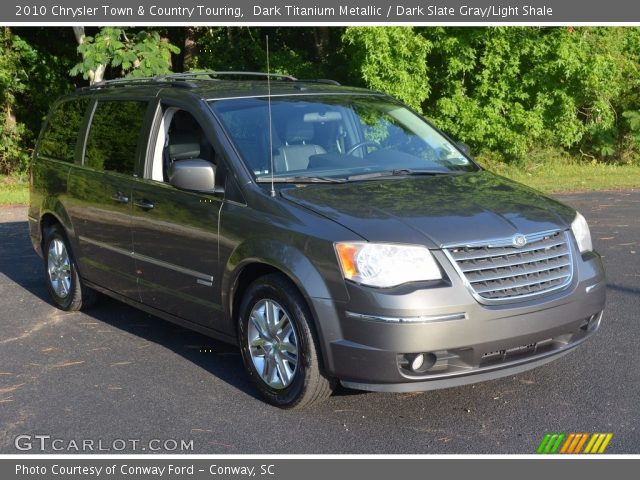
[238, 274, 334, 408]
[43, 224, 96, 311]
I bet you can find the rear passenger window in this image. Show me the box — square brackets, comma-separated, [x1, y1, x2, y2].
[38, 99, 89, 162]
[84, 100, 148, 175]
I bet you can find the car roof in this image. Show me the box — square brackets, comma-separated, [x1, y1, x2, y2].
[64, 72, 383, 103]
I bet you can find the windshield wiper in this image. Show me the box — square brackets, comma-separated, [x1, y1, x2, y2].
[346, 169, 454, 181]
[256, 175, 346, 184]
[255, 169, 459, 184]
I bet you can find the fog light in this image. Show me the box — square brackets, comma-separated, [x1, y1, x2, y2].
[399, 352, 438, 375]
[411, 354, 425, 371]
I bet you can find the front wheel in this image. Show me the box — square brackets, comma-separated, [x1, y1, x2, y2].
[43, 224, 96, 311]
[238, 274, 334, 408]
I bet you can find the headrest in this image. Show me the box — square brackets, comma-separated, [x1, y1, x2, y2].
[284, 120, 314, 144]
[168, 131, 201, 161]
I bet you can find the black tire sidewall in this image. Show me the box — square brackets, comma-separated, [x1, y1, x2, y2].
[238, 276, 315, 407]
[43, 225, 78, 310]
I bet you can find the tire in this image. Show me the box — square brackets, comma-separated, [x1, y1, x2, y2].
[238, 273, 335, 408]
[43, 223, 97, 311]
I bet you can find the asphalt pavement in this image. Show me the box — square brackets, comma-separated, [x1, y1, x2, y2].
[0, 190, 638, 454]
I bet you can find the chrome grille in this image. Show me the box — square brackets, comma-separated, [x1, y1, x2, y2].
[445, 230, 573, 303]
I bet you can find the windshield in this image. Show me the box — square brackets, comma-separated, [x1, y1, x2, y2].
[209, 95, 479, 181]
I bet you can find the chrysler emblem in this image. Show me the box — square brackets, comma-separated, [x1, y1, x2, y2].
[512, 234, 527, 248]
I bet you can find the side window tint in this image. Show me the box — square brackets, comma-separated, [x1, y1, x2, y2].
[38, 99, 89, 162]
[85, 100, 147, 174]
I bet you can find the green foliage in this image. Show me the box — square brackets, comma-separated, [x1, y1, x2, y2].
[0, 122, 29, 175]
[191, 28, 345, 80]
[0, 30, 25, 107]
[418, 27, 640, 161]
[421, 27, 550, 158]
[70, 28, 180, 81]
[622, 110, 640, 139]
[11, 29, 76, 144]
[343, 27, 640, 162]
[342, 27, 431, 111]
[3, 26, 640, 177]
[0, 28, 30, 174]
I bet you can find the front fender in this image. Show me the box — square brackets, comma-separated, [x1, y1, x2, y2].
[221, 237, 349, 364]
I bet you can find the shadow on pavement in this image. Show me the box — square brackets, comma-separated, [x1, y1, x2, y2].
[0, 218, 264, 401]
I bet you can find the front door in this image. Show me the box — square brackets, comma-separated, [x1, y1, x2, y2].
[131, 107, 223, 328]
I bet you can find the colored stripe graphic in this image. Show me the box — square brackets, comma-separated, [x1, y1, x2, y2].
[598, 433, 613, 453]
[536, 433, 566, 453]
[537, 433, 613, 454]
[549, 433, 565, 453]
[537, 433, 552, 454]
[584, 433, 614, 454]
[573, 433, 589, 453]
[584, 433, 599, 453]
[559, 433, 576, 454]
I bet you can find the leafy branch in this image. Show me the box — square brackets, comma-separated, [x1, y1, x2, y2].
[70, 28, 180, 84]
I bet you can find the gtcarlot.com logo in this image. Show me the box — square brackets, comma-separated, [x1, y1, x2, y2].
[14, 435, 194, 452]
[536, 432, 613, 454]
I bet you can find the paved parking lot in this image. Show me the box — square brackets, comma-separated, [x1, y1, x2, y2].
[0, 190, 638, 453]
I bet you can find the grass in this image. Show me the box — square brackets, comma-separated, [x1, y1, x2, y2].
[0, 174, 29, 205]
[1, 152, 639, 206]
[481, 161, 640, 193]
[475, 149, 640, 194]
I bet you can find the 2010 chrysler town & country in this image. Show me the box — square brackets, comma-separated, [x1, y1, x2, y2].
[29, 72, 606, 408]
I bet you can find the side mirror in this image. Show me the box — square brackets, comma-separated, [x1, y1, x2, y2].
[457, 142, 471, 156]
[168, 159, 221, 193]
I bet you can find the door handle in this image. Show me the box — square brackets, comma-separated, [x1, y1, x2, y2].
[111, 192, 129, 203]
[134, 199, 155, 210]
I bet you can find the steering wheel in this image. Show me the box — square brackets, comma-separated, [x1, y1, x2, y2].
[346, 141, 381, 156]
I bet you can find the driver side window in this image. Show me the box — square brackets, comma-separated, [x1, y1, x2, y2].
[151, 107, 218, 183]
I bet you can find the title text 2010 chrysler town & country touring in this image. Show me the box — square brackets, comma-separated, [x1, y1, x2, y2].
[28, 72, 606, 408]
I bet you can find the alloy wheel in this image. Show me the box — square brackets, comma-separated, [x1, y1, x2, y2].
[47, 238, 71, 298]
[247, 299, 299, 389]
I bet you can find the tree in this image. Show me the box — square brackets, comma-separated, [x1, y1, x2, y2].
[0, 27, 29, 174]
[342, 27, 432, 111]
[2, 26, 640, 178]
[70, 27, 180, 84]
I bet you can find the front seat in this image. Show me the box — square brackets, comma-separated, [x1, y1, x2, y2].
[277, 121, 326, 172]
[163, 131, 202, 181]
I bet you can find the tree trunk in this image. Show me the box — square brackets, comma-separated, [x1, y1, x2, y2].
[92, 65, 105, 84]
[72, 27, 105, 84]
[72, 26, 85, 44]
[4, 105, 17, 133]
[183, 27, 199, 71]
[2, 27, 17, 133]
[313, 27, 330, 61]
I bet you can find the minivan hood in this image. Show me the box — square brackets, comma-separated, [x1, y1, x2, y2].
[280, 171, 576, 248]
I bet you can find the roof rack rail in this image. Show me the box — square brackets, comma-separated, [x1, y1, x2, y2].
[79, 76, 197, 91]
[165, 71, 298, 82]
[77, 71, 340, 91]
[296, 79, 341, 86]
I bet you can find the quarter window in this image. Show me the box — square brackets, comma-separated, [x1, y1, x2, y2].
[38, 99, 89, 162]
[84, 100, 148, 174]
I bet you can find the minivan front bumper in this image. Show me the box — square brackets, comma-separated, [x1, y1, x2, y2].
[310, 248, 606, 392]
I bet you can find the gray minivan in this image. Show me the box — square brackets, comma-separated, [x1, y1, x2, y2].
[29, 72, 606, 408]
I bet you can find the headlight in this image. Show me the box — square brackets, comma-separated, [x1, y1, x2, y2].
[334, 242, 442, 288]
[571, 212, 593, 253]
